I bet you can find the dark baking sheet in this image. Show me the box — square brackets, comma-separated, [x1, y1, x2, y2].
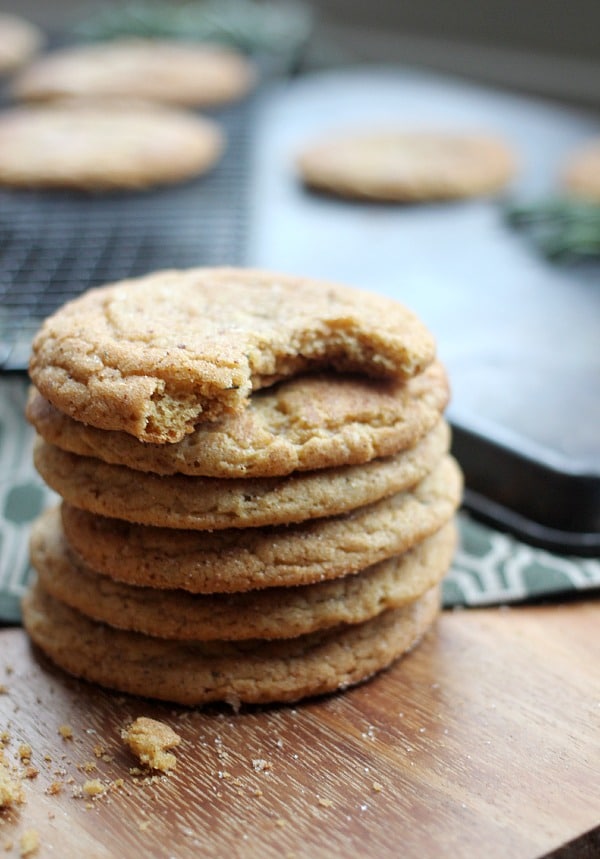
[0, 98, 253, 369]
[246, 67, 600, 554]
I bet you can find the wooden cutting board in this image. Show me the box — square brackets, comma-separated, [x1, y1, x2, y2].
[0, 601, 598, 859]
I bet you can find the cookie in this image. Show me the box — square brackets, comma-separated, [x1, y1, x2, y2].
[11, 39, 255, 108]
[33, 424, 453, 530]
[29, 267, 437, 443]
[562, 139, 600, 201]
[26, 361, 448, 477]
[297, 130, 516, 201]
[21, 581, 440, 706]
[0, 102, 224, 191]
[60, 452, 461, 592]
[31, 507, 456, 640]
[0, 13, 44, 75]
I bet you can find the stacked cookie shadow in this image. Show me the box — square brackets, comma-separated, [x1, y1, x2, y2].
[22, 267, 462, 707]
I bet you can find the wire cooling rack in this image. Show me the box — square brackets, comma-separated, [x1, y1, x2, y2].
[0, 99, 253, 370]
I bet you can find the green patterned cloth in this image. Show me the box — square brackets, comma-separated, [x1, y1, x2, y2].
[1, 376, 599, 624]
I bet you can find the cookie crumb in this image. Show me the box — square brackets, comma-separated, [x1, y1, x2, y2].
[18, 744, 32, 762]
[19, 830, 40, 857]
[0, 685, 7, 695]
[23, 766, 39, 780]
[121, 717, 181, 773]
[0, 761, 24, 808]
[251, 759, 272, 773]
[46, 781, 62, 796]
[58, 724, 73, 741]
[372, 782, 383, 792]
[82, 779, 106, 798]
[317, 797, 334, 808]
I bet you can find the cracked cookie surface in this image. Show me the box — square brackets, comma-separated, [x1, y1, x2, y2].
[29, 267, 437, 443]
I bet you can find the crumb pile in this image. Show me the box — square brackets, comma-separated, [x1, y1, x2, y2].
[22, 266, 462, 706]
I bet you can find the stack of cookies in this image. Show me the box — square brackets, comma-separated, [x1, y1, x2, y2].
[22, 267, 462, 707]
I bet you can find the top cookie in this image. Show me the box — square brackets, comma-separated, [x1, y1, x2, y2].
[0, 13, 44, 74]
[562, 139, 600, 202]
[29, 267, 437, 443]
[11, 38, 255, 108]
[297, 130, 516, 201]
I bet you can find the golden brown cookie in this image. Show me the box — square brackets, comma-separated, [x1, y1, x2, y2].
[297, 130, 516, 201]
[21, 581, 440, 706]
[33, 425, 453, 530]
[562, 139, 600, 201]
[60, 452, 461, 592]
[11, 39, 255, 107]
[31, 506, 456, 639]
[0, 13, 44, 74]
[29, 267, 437, 443]
[0, 102, 224, 191]
[26, 361, 448, 477]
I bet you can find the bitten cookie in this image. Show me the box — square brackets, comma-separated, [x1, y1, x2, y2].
[26, 361, 448, 477]
[11, 39, 255, 107]
[0, 102, 224, 191]
[29, 267, 437, 443]
[297, 130, 516, 201]
[31, 509, 456, 640]
[22, 581, 440, 706]
[60, 450, 461, 592]
[33, 426, 454, 530]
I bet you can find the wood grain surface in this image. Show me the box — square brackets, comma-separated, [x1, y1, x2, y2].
[0, 601, 598, 859]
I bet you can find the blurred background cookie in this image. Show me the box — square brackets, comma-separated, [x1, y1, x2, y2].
[0, 102, 224, 191]
[297, 130, 516, 202]
[0, 12, 44, 75]
[562, 138, 600, 201]
[10, 38, 256, 107]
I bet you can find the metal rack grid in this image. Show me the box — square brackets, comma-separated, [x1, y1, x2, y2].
[0, 100, 253, 370]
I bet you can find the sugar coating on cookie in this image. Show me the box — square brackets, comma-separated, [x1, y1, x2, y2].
[0, 103, 224, 191]
[22, 581, 440, 706]
[29, 267, 437, 443]
[26, 361, 448, 477]
[562, 139, 600, 201]
[31, 506, 456, 639]
[0, 13, 44, 74]
[58, 443, 460, 592]
[297, 130, 516, 201]
[11, 38, 256, 107]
